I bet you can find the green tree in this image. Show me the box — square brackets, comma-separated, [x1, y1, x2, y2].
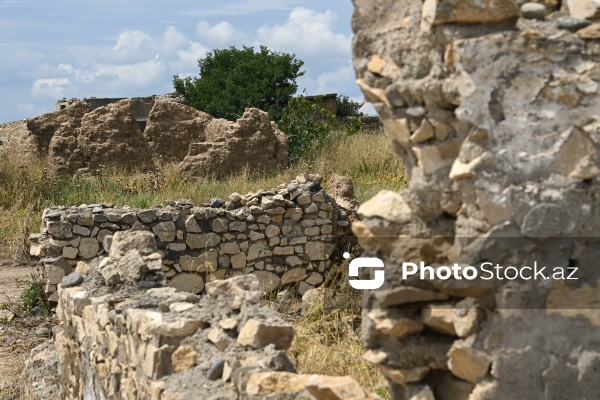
[336, 95, 365, 118]
[173, 45, 305, 121]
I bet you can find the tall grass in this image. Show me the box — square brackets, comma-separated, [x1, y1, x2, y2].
[0, 129, 407, 255]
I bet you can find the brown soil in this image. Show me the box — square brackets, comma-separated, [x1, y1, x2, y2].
[0, 251, 49, 399]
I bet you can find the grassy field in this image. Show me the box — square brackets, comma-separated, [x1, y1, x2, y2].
[0, 128, 405, 397]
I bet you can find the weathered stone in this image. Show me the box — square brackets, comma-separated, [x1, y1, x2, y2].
[305, 242, 335, 261]
[520, 2, 546, 19]
[186, 232, 221, 249]
[179, 109, 288, 177]
[281, 268, 307, 285]
[231, 252, 247, 269]
[253, 271, 281, 293]
[61, 272, 83, 288]
[237, 318, 294, 350]
[421, 303, 457, 336]
[109, 230, 157, 258]
[448, 340, 491, 383]
[171, 346, 198, 373]
[152, 221, 176, 242]
[179, 250, 217, 273]
[79, 238, 99, 259]
[168, 273, 204, 294]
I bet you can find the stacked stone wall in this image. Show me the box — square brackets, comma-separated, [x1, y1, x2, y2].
[22, 230, 377, 400]
[29, 174, 354, 301]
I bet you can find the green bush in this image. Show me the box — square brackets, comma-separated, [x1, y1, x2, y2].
[278, 95, 341, 165]
[21, 271, 46, 313]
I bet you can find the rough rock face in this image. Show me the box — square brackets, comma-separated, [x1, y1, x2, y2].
[74, 99, 156, 172]
[13, 101, 90, 159]
[179, 108, 288, 177]
[352, 1, 600, 399]
[327, 174, 359, 222]
[144, 100, 214, 163]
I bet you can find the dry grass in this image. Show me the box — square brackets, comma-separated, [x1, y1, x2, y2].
[0, 129, 407, 256]
[284, 261, 390, 399]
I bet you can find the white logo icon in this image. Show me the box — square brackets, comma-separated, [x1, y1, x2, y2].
[346, 252, 385, 290]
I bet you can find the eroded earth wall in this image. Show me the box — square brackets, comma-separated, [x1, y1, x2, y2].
[352, 1, 600, 399]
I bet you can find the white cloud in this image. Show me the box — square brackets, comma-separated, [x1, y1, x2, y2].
[31, 78, 70, 99]
[256, 7, 351, 57]
[173, 42, 209, 74]
[113, 30, 150, 51]
[196, 20, 246, 46]
[316, 64, 355, 94]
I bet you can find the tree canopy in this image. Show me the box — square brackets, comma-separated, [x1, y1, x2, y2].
[173, 45, 305, 121]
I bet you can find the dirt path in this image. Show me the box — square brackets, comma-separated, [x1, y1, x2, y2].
[0, 253, 49, 398]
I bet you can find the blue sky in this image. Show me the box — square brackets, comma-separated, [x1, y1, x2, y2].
[0, 0, 371, 123]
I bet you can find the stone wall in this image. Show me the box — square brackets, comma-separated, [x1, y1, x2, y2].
[29, 174, 354, 302]
[352, 1, 600, 399]
[22, 230, 377, 400]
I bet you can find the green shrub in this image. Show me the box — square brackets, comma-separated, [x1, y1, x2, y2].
[278, 95, 341, 164]
[21, 271, 46, 313]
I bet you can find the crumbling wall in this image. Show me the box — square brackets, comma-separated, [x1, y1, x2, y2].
[30, 175, 354, 302]
[178, 108, 288, 177]
[22, 230, 378, 400]
[352, 1, 600, 399]
[4, 99, 288, 176]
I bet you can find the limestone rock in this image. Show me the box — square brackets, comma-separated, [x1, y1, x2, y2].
[169, 273, 204, 294]
[237, 318, 295, 350]
[448, 340, 491, 383]
[171, 346, 198, 373]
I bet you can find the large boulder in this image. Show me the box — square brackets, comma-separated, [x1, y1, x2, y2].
[144, 100, 214, 163]
[179, 108, 288, 177]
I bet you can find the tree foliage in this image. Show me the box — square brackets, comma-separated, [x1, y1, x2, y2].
[336, 95, 364, 118]
[173, 45, 305, 121]
[278, 95, 341, 165]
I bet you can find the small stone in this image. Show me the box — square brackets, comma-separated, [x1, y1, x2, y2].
[137, 209, 157, 223]
[172, 346, 198, 373]
[237, 318, 294, 350]
[210, 198, 225, 208]
[306, 181, 321, 192]
[34, 327, 51, 336]
[556, 16, 592, 31]
[207, 358, 226, 380]
[281, 268, 307, 284]
[406, 106, 426, 117]
[61, 272, 83, 288]
[520, 2, 546, 19]
[578, 23, 600, 39]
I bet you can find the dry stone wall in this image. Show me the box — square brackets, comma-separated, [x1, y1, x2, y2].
[22, 230, 378, 400]
[29, 174, 354, 302]
[352, 1, 600, 399]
